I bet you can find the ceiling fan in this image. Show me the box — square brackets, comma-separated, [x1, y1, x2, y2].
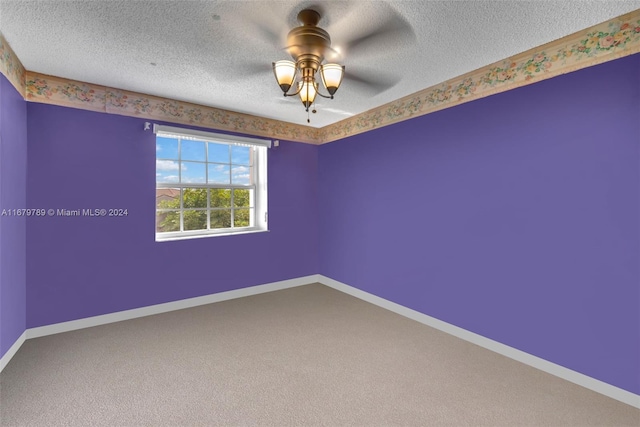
[246, 3, 416, 123]
[273, 9, 345, 121]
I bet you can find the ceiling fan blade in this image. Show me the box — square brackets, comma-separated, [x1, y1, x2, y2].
[244, 62, 273, 75]
[228, 62, 273, 79]
[339, 6, 416, 56]
[343, 70, 397, 95]
[254, 22, 282, 47]
[234, 6, 286, 48]
[324, 45, 344, 62]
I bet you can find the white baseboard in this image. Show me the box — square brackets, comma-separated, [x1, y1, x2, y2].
[2, 273, 638, 410]
[316, 274, 640, 409]
[0, 330, 26, 372]
[1, 275, 320, 373]
[27, 275, 321, 339]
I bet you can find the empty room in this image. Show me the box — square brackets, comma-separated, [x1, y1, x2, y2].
[1, 1, 639, 425]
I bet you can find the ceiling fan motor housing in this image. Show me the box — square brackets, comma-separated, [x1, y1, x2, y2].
[287, 9, 331, 74]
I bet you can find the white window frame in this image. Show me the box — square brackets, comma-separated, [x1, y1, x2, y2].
[154, 124, 270, 242]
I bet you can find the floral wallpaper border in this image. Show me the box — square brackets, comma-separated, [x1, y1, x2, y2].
[321, 10, 640, 143]
[0, 33, 26, 96]
[4, 10, 640, 145]
[24, 73, 322, 144]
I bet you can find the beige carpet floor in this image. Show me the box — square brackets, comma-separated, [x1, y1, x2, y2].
[1, 283, 638, 426]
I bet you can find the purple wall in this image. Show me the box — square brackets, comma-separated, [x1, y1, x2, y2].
[0, 75, 27, 358]
[319, 54, 640, 394]
[6, 52, 639, 395]
[26, 105, 318, 327]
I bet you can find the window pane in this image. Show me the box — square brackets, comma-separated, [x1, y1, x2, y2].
[156, 136, 178, 159]
[211, 209, 231, 229]
[156, 160, 181, 183]
[181, 161, 206, 184]
[183, 188, 207, 208]
[183, 210, 207, 231]
[181, 140, 206, 162]
[232, 165, 251, 185]
[155, 132, 266, 239]
[156, 188, 181, 210]
[208, 142, 229, 163]
[233, 189, 252, 208]
[231, 146, 251, 165]
[208, 164, 230, 184]
[210, 189, 231, 208]
[234, 209, 252, 227]
[156, 210, 180, 233]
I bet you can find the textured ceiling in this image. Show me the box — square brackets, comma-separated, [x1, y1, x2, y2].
[1, 1, 639, 128]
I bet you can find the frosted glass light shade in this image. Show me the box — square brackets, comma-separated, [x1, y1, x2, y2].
[298, 81, 318, 109]
[320, 63, 345, 95]
[272, 60, 297, 93]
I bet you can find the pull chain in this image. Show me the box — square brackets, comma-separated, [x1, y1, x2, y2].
[307, 99, 317, 123]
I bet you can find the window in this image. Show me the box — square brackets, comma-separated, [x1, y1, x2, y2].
[154, 125, 269, 241]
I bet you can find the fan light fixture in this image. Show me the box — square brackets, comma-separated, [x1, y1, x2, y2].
[272, 9, 345, 122]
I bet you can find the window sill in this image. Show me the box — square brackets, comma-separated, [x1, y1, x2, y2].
[155, 228, 269, 242]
